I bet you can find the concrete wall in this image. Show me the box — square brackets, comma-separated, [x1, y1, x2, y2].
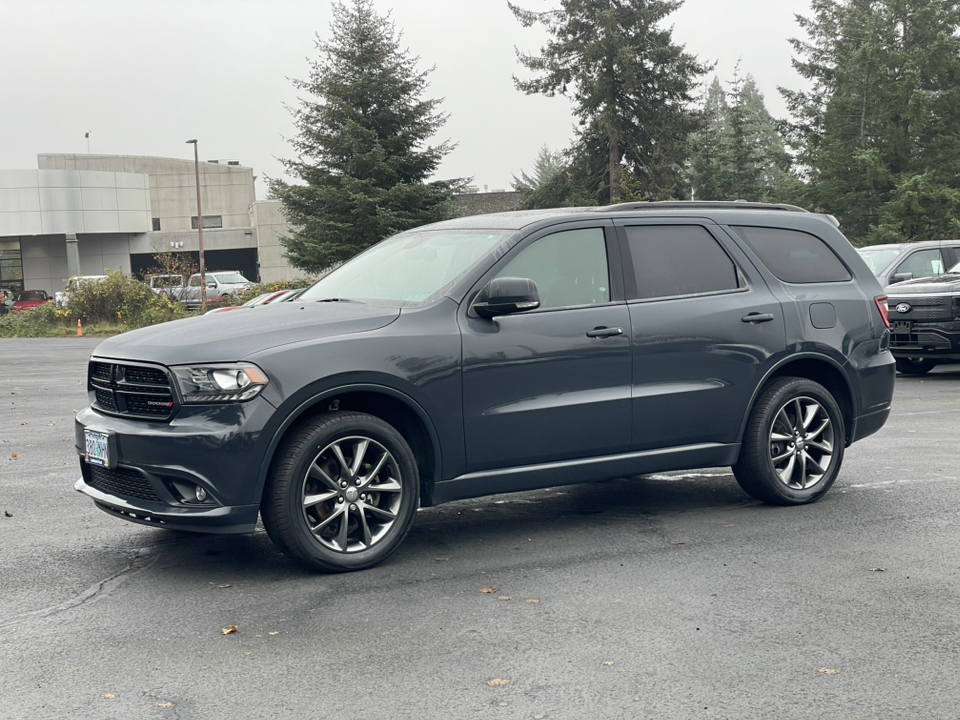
[38, 154, 255, 233]
[0, 169, 151, 236]
[251, 200, 301, 283]
[19, 233, 140, 293]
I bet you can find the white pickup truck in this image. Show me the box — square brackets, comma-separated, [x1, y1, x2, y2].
[147, 271, 251, 308]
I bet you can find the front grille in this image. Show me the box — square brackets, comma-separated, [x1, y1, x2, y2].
[888, 297, 953, 322]
[88, 465, 163, 502]
[89, 360, 176, 420]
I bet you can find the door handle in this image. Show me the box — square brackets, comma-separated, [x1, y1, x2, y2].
[741, 313, 775, 323]
[586, 327, 624, 338]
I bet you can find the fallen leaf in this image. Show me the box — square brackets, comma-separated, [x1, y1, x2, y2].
[526, 598, 540, 603]
[481, 588, 498, 594]
[724, 524, 736, 527]
[218, 584, 232, 588]
[156, 701, 172, 708]
[101, 694, 116, 699]
[602, 661, 614, 667]
[20, 422, 28, 426]
[4, 511, 11, 517]
[435, 557, 450, 562]
[222, 625, 238, 635]
[870, 568, 887, 572]
[670, 541, 684, 546]
[498, 596, 513, 601]
[268, 631, 279, 636]
[10, 454, 17, 460]
[819, 668, 840, 675]
[487, 678, 510, 687]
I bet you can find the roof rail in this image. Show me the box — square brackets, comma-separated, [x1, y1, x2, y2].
[597, 201, 809, 213]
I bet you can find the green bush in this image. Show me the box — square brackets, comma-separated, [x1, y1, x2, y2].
[0, 302, 63, 337]
[65, 270, 186, 326]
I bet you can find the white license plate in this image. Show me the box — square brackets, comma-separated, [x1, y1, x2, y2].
[85, 430, 111, 467]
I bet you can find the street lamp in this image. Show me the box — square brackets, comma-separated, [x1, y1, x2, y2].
[185, 139, 207, 312]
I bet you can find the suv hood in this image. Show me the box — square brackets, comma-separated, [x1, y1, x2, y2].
[93, 302, 401, 365]
[886, 273, 960, 295]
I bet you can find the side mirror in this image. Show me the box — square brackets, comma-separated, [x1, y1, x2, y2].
[473, 277, 540, 319]
[891, 272, 913, 284]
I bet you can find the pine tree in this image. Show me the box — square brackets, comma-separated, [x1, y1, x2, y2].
[688, 77, 732, 200]
[510, 0, 708, 204]
[782, 0, 960, 244]
[269, 0, 465, 272]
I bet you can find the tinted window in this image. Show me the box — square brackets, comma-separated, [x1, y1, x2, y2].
[624, 225, 741, 300]
[732, 226, 851, 283]
[496, 228, 609, 310]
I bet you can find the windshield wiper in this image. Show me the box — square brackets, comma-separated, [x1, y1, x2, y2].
[314, 297, 364, 303]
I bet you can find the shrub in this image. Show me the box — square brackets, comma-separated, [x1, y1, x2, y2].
[65, 270, 186, 326]
[0, 302, 63, 337]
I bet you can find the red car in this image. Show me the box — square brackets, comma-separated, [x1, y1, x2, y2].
[13, 290, 52, 313]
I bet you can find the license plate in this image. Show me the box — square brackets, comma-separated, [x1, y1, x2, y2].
[892, 321, 912, 333]
[85, 429, 111, 468]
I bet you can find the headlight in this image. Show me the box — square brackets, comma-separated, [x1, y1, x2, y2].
[171, 363, 269, 403]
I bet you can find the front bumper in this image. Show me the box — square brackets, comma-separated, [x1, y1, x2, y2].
[889, 321, 960, 360]
[74, 395, 278, 535]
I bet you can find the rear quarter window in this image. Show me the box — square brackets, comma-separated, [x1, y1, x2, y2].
[731, 226, 852, 283]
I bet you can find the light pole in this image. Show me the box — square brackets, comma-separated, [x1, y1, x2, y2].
[185, 139, 207, 312]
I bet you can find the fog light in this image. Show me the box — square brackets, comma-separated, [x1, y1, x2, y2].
[195, 486, 208, 502]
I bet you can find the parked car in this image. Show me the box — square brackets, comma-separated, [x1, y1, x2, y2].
[181, 271, 251, 308]
[75, 202, 894, 573]
[857, 240, 960, 287]
[13, 290, 52, 313]
[0, 289, 14, 315]
[56, 275, 108, 306]
[145, 274, 187, 302]
[884, 258, 960, 374]
[204, 289, 297, 315]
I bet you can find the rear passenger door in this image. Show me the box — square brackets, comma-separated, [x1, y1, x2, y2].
[614, 220, 787, 451]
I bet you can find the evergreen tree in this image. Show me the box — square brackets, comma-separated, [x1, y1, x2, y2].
[512, 144, 567, 195]
[269, 0, 465, 272]
[689, 68, 793, 202]
[782, 0, 960, 244]
[510, 0, 709, 204]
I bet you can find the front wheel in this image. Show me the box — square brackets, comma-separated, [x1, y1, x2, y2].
[261, 412, 420, 572]
[733, 377, 845, 506]
[895, 357, 937, 375]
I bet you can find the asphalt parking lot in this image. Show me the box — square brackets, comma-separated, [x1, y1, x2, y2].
[2, 338, 960, 719]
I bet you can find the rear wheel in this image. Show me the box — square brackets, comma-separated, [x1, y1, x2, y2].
[261, 412, 419, 572]
[733, 377, 844, 506]
[895, 357, 937, 375]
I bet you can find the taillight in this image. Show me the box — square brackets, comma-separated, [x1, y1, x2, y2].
[875, 295, 890, 329]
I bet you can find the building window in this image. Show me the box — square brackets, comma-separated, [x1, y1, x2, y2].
[152, 217, 161, 231]
[0, 238, 24, 295]
[191, 216, 223, 230]
[227, 161, 240, 166]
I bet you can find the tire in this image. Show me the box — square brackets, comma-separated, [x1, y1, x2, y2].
[895, 357, 937, 375]
[733, 377, 845, 506]
[261, 411, 420, 572]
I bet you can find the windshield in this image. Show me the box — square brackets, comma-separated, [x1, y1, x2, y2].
[212, 272, 249, 284]
[17, 292, 45, 301]
[299, 229, 514, 307]
[858, 248, 902, 275]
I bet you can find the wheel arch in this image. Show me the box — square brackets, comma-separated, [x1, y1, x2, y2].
[256, 384, 442, 508]
[739, 355, 855, 447]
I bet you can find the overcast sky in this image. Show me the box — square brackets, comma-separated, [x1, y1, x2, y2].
[1, 0, 812, 199]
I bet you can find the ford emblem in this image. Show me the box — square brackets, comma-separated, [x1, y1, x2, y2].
[895, 303, 911, 313]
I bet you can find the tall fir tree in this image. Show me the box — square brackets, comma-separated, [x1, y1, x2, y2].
[510, 0, 708, 204]
[782, 0, 960, 244]
[269, 0, 464, 272]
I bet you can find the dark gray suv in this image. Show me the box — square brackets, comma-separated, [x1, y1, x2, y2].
[75, 202, 895, 572]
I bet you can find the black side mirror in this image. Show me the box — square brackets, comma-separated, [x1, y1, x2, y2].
[891, 272, 914, 284]
[473, 277, 540, 319]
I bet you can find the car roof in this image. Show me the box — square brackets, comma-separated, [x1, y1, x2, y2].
[418, 201, 827, 233]
[859, 240, 960, 250]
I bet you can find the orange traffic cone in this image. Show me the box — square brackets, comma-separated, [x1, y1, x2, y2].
[77, 319, 83, 337]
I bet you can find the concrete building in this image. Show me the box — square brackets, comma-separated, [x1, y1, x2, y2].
[0, 151, 524, 298]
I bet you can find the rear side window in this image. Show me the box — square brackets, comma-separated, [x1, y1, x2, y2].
[732, 226, 851, 283]
[624, 225, 742, 300]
